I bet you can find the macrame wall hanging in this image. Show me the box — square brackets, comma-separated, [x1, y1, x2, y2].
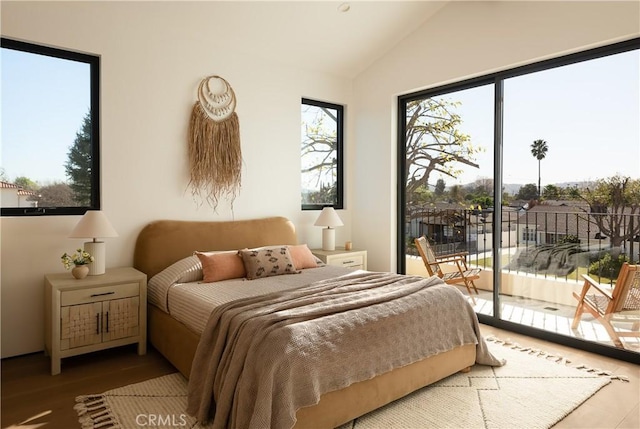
[188, 75, 242, 210]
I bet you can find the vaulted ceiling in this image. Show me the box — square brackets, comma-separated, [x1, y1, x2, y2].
[193, 1, 448, 78]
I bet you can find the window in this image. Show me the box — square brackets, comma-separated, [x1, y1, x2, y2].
[300, 98, 343, 210]
[1, 38, 100, 216]
[523, 228, 537, 242]
[399, 37, 639, 362]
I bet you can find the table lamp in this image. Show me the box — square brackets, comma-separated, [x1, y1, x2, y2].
[314, 207, 343, 251]
[69, 210, 118, 275]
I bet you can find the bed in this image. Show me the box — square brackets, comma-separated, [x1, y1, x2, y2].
[133, 216, 501, 429]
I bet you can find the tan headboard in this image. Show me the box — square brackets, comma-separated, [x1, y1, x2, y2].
[133, 216, 297, 279]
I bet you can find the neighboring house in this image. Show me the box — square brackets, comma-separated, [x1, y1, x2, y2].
[0, 181, 38, 208]
[515, 201, 640, 259]
[408, 202, 518, 254]
[516, 202, 594, 245]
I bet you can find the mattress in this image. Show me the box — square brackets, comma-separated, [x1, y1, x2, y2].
[149, 264, 357, 334]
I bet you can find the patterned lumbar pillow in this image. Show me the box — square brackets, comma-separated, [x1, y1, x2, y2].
[238, 246, 300, 280]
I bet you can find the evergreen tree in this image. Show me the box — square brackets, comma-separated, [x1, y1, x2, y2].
[434, 178, 446, 197]
[64, 111, 93, 206]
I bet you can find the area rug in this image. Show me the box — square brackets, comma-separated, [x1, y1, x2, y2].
[75, 338, 617, 429]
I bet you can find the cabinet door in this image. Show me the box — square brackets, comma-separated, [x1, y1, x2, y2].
[102, 297, 139, 342]
[60, 302, 102, 350]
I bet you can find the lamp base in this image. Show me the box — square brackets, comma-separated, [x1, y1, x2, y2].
[322, 228, 336, 251]
[84, 241, 106, 275]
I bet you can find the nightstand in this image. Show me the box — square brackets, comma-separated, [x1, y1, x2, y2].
[311, 248, 368, 270]
[44, 267, 147, 375]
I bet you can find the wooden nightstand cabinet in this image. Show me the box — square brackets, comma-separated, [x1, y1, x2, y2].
[44, 267, 147, 375]
[312, 248, 368, 270]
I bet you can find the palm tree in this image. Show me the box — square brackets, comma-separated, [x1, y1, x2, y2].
[530, 139, 549, 199]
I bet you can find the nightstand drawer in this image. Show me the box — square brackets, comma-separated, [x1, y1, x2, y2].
[312, 248, 368, 270]
[61, 282, 139, 306]
[330, 255, 365, 268]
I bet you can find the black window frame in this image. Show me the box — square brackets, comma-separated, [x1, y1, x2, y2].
[301, 98, 344, 211]
[1, 37, 100, 216]
[397, 37, 640, 364]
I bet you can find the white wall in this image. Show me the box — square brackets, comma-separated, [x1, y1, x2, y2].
[2, 1, 639, 359]
[0, 2, 355, 357]
[351, 1, 640, 272]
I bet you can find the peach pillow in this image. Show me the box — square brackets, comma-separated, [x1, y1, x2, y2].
[288, 244, 318, 270]
[195, 251, 246, 283]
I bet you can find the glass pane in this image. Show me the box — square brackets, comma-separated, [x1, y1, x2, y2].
[502, 49, 640, 353]
[1, 43, 93, 210]
[404, 84, 495, 314]
[301, 100, 341, 208]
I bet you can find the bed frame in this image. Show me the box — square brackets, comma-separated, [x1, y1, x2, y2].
[133, 216, 475, 428]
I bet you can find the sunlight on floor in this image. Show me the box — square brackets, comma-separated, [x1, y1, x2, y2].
[468, 291, 640, 351]
[4, 410, 51, 428]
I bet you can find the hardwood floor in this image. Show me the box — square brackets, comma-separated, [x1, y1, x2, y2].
[1, 326, 638, 429]
[1, 344, 175, 429]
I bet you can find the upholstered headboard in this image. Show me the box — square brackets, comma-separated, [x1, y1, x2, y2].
[133, 216, 297, 279]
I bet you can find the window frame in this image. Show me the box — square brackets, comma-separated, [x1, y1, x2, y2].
[397, 36, 640, 271]
[397, 37, 640, 363]
[1, 37, 101, 216]
[301, 98, 344, 211]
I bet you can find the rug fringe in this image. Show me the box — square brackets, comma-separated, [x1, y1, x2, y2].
[485, 336, 629, 382]
[75, 394, 121, 428]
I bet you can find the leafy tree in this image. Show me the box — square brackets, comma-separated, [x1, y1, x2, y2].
[578, 175, 640, 248]
[37, 182, 75, 207]
[530, 139, 548, 199]
[301, 103, 340, 206]
[566, 185, 582, 200]
[65, 111, 93, 206]
[502, 191, 512, 206]
[589, 253, 629, 279]
[470, 196, 493, 208]
[471, 177, 493, 197]
[543, 184, 560, 200]
[405, 98, 482, 197]
[14, 176, 39, 191]
[448, 184, 463, 203]
[303, 182, 336, 206]
[516, 183, 539, 200]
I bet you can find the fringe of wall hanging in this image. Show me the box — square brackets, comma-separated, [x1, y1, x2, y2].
[188, 75, 242, 210]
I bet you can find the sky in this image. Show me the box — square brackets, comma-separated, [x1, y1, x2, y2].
[437, 49, 640, 189]
[2, 44, 638, 192]
[1, 47, 90, 185]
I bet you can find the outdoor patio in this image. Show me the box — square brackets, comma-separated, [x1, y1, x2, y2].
[470, 288, 640, 352]
[406, 206, 640, 353]
[407, 254, 640, 352]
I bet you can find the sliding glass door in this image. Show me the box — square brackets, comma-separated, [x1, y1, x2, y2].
[399, 38, 639, 363]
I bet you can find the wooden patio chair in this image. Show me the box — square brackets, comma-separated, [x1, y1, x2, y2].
[571, 262, 640, 349]
[414, 236, 481, 304]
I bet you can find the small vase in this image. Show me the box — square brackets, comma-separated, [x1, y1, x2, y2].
[71, 265, 90, 279]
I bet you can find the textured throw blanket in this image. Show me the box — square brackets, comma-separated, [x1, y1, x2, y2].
[187, 272, 504, 429]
